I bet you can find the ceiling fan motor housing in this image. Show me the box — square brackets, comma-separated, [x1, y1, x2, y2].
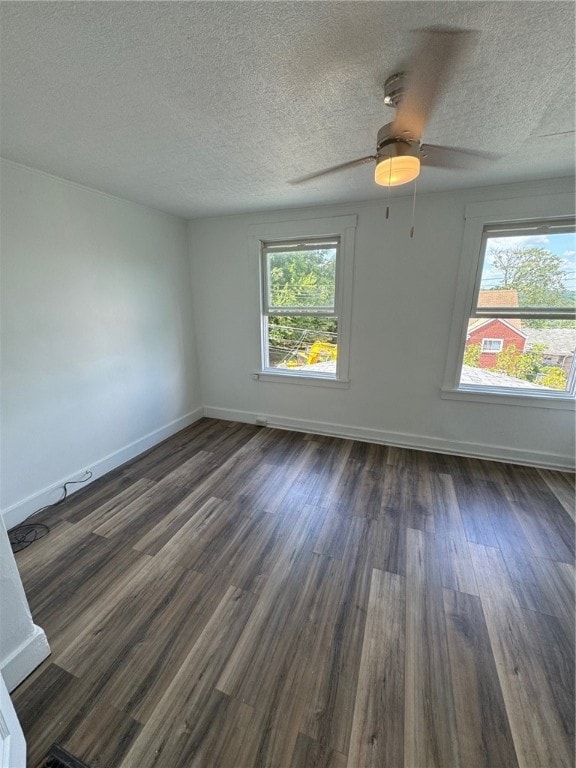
[376, 123, 420, 158]
[375, 123, 421, 186]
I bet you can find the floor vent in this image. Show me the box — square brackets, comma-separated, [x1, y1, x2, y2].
[36, 744, 90, 768]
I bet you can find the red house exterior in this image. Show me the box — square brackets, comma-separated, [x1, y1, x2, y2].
[467, 318, 527, 368]
[465, 289, 527, 369]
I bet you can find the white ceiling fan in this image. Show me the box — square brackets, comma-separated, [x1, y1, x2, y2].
[291, 28, 501, 188]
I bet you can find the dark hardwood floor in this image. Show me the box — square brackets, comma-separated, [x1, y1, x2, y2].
[11, 418, 575, 768]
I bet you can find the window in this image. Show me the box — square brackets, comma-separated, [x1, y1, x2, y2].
[443, 194, 576, 408]
[251, 215, 356, 386]
[262, 238, 339, 373]
[481, 339, 504, 352]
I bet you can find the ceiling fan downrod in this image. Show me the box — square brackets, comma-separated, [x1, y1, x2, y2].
[383, 72, 409, 110]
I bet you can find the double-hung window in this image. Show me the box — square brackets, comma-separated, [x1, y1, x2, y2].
[443, 194, 576, 406]
[251, 215, 356, 386]
[262, 238, 339, 374]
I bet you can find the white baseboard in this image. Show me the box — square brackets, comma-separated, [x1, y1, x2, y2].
[203, 406, 575, 471]
[0, 625, 50, 692]
[1, 407, 204, 530]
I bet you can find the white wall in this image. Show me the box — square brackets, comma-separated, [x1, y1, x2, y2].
[0, 516, 50, 691]
[189, 176, 575, 470]
[1, 160, 202, 527]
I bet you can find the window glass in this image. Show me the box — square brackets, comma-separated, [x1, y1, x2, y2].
[458, 220, 576, 395]
[267, 317, 337, 371]
[267, 247, 336, 311]
[262, 238, 340, 377]
[481, 339, 503, 352]
[480, 229, 576, 311]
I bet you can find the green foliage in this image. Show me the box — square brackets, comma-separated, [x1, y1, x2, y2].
[538, 366, 567, 390]
[464, 336, 568, 390]
[268, 316, 337, 366]
[269, 249, 336, 308]
[463, 343, 481, 367]
[526, 319, 575, 329]
[485, 246, 575, 328]
[488, 246, 567, 304]
[493, 343, 546, 381]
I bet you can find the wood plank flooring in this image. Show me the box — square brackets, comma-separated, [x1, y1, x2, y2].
[11, 418, 575, 768]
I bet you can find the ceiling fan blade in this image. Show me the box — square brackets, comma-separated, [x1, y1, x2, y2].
[534, 130, 575, 138]
[420, 143, 500, 170]
[289, 155, 376, 184]
[391, 28, 477, 140]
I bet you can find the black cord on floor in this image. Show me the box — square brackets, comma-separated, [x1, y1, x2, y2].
[8, 470, 93, 553]
[9, 523, 50, 552]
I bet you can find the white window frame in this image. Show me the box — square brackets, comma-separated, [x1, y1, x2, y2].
[481, 338, 504, 353]
[250, 215, 357, 387]
[442, 193, 576, 410]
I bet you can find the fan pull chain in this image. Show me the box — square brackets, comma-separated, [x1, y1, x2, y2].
[385, 159, 392, 219]
[410, 178, 418, 238]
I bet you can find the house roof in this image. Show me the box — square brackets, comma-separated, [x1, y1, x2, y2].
[0, 2, 574, 218]
[524, 328, 576, 356]
[467, 317, 525, 336]
[290, 360, 549, 390]
[468, 291, 523, 331]
[477, 290, 520, 309]
[459, 365, 544, 389]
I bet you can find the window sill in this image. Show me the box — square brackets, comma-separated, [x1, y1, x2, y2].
[441, 386, 576, 410]
[255, 371, 350, 389]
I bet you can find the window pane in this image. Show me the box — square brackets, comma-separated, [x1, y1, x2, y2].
[481, 339, 503, 352]
[267, 316, 337, 373]
[267, 247, 336, 310]
[480, 229, 576, 310]
[461, 316, 576, 392]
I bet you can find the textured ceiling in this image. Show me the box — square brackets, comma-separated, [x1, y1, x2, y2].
[1, 1, 574, 218]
